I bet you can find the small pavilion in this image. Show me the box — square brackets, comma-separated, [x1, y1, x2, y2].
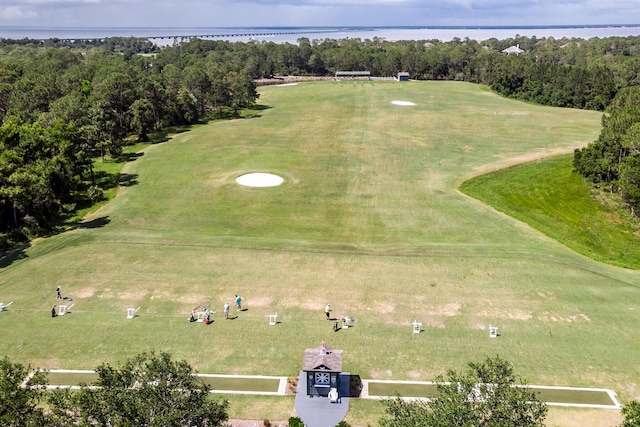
[302, 343, 343, 397]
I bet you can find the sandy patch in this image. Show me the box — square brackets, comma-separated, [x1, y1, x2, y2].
[507, 311, 533, 320]
[172, 294, 216, 305]
[548, 313, 591, 322]
[424, 303, 460, 317]
[73, 288, 95, 298]
[407, 371, 423, 380]
[475, 308, 531, 321]
[424, 320, 446, 328]
[392, 100, 416, 106]
[298, 300, 325, 310]
[244, 296, 273, 308]
[118, 290, 147, 301]
[236, 173, 283, 188]
[367, 301, 395, 314]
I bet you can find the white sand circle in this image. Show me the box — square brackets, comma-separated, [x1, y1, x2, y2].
[236, 173, 284, 187]
[392, 100, 416, 106]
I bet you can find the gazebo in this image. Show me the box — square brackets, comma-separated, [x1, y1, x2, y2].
[302, 343, 343, 397]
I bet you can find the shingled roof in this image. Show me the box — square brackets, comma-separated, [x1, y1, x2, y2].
[302, 343, 343, 372]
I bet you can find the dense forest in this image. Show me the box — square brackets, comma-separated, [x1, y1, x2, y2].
[1, 34, 640, 249]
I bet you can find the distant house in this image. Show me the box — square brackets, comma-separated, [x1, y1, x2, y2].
[397, 72, 410, 81]
[501, 44, 525, 55]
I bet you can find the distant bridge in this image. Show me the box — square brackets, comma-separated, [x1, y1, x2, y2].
[28, 29, 343, 43]
[149, 29, 340, 41]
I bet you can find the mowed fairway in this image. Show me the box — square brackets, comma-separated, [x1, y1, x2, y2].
[1, 81, 639, 419]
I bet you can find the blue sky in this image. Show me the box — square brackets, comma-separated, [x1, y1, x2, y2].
[0, 0, 639, 28]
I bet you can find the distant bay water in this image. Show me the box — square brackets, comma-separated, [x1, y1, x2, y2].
[1, 25, 640, 46]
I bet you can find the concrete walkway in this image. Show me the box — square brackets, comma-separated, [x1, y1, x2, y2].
[294, 371, 350, 427]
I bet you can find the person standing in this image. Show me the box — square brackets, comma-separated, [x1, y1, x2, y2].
[325, 304, 331, 320]
[235, 295, 242, 311]
[223, 302, 230, 319]
[51, 305, 57, 317]
[56, 286, 62, 300]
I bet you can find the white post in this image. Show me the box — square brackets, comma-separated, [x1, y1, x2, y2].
[489, 325, 498, 338]
[127, 306, 141, 319]
[413, 321, 422, 334]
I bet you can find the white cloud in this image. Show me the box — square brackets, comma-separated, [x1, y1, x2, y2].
[0, 0, 639, 28]
[10, 0, 100, 4]
[0, 6, 38, 19]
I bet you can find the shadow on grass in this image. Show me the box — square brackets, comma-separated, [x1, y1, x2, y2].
[113, 151, 145, 163]
[119, 173, 139, 187]
[77, 216, 110, 229]
[0, 243, 30, 269]
[147, 126, 192, 144]
[242, 104, 272, 119]
[252, 104, 272, 111]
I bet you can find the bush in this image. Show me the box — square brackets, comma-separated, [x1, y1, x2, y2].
[20, 215, 40, 238]
[87, 185, 105, 203]
[288, 416, 305, 427]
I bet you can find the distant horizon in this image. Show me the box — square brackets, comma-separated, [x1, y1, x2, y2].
[2, 23, 640, 30]
[3, 24, 640, 45]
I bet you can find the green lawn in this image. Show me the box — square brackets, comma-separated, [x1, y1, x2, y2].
[367, 381, 617, 406]
[459, 154, 640, 269]
[46, 371, 281, 392]
[1, 80, 639, 425]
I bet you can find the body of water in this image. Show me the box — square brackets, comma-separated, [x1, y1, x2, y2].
[1, 25, 640, 45]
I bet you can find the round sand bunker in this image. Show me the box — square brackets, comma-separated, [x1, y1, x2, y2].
[236, 173, 284, 187]
[392, 100, 416, 106]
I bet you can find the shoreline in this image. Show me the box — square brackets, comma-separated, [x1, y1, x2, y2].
[2, 25, 640, 45]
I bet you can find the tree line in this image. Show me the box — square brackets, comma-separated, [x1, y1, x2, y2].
[2, 34, 640, 248]
[574, 85, 640, 216]
[0, 39, 259, 249]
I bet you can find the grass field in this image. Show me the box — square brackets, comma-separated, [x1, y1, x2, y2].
[366, 381, 617, 406]
[460, 154, 640, 269]
[1, 80, 639, 426]
[46, 371, 282, 393]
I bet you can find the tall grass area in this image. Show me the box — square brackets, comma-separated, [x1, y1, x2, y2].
[1, 81, 639, 425]
[459, 155, 640, 269]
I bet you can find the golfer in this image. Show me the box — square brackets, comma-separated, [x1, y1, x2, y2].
[224, 302, 230, 319]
